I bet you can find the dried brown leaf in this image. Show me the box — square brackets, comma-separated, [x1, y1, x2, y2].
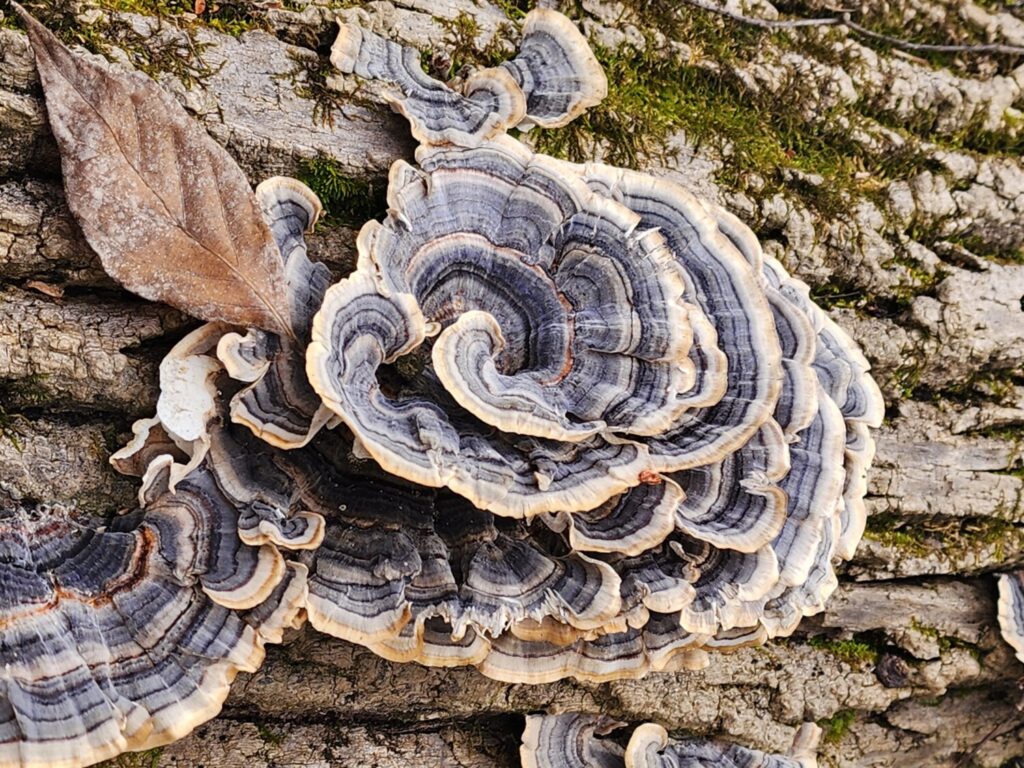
[15, 4, 291, 335]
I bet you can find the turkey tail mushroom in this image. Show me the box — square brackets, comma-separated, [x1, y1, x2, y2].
[520, 715, 821, 768]
[330, 9, 604, 147]
[0, 489, 305, 768]
[9, 3, 887, 761]
[998, 571, 1024, 665]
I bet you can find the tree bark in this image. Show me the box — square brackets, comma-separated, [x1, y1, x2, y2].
[1, 1, 1022, 766]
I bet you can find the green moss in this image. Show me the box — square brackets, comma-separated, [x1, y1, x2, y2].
[808, 637, 879, 667]
[432, 12, 518, 79]
[14, 0, 216, 88]
[494, 0, 536, 22]
[285, 50, 356, 128]
[863, 513, 931, 555]
[297, 157, 386, 228]
[525, 20, 939, 215]
[908, 620, 984, 658]
[0, 374, 51, 409]
[866, 512, 1024, 561]
[940, 230, 1024, 265]
[98, 0, 272, 36]
[810, 279, 871, 310]
[0, 406, 24, 453]
[96, 747, 164, 768]
[818, 709, 857, 745]
[257, 723, 285, 746]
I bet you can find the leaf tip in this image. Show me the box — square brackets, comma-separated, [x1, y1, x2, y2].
[8, 2, 31, 25]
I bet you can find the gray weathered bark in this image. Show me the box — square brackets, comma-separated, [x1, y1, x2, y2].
[1, 1, 1022, 766]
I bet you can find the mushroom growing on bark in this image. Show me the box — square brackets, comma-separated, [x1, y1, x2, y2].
[998, 570, 1024, 665]
[7, 2, 883, 764]
[520, 714, 822, 768]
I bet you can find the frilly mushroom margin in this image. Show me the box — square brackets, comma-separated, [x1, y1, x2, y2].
[2, 3, 894, 767]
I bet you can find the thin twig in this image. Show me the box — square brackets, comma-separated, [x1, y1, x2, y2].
[673, 0, 1024, 56]
[675, 0, 840, 29]
[841, 13, 1024, 54]
[953, 720, 1001, 768]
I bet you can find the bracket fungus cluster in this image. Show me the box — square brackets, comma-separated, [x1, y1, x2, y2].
[5, 4, 881, 765]
[998, 571, 1024, 666]
[520, 714, 821, 768]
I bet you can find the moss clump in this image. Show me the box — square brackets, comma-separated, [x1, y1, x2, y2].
[495, 0, 535, 21]
[863, 513, 932, 555]
[810, 279, 870, 310]
[809, 637, 879, 667]
[256, 724, 285, 746]
[818, 709, 857, 745]
[286, 51, 353, 128]
[15, 0, 215, 88]
[431, 12, 519, 80]
[99, 0, 273, 36]
[96, 747, 164, 768]
[866, 513, 1024, 562]
[0, 405, 24, 452]
[940, 230, 1024, 265]
[297, 157, 387, 229]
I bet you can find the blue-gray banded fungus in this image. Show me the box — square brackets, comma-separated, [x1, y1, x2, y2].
[998, 571, 1024, 665]
[520, 713, 821, 768]
[7, 3, 882, 766]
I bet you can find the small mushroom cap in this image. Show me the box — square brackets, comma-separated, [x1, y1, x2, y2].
[521, 716, 820, 768]
[478, 619, 708, 684]
[455, 536, 622, 638]
[306, 523, 420, 644]
[624, 722, 820, 768]
[367, 618, 491, 667]
[998, 571, 1024, 665]
[677, 537, 779, 635]
[220, 177, 335, 450]
[330, 21, 525, 147]
[330, 10, 606, 147]
[109, 324, 233, 507]
[556, 478, 681, 556]
[206, 426, 326, 551]
[502, 9, 607, 130]
[668, 420, 789, 553]
[758, 514, 841, 638]
[521, 713, 626, 768]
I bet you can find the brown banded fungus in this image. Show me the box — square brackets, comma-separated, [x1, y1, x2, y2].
[520, 714, 822, 768]
[8, 3, 883, 764]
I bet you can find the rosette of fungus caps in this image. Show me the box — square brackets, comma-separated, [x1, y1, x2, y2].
[7, 2, 886, 764]
[306, 5, 883, 678]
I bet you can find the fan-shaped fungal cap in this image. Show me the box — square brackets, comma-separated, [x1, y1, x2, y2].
[624, 722, 820, 768]
[521, 714, 626, 768]
[307, 140, 701, 519]
[217, 177, 336, 449]
[998, 571, 1024, 665]
[0, 492, 306, 768]
[520, 715, 821, 768]
[330, 10, 603, 147]
[330, 20, 525, 147]
[501, 9, 607, 130]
